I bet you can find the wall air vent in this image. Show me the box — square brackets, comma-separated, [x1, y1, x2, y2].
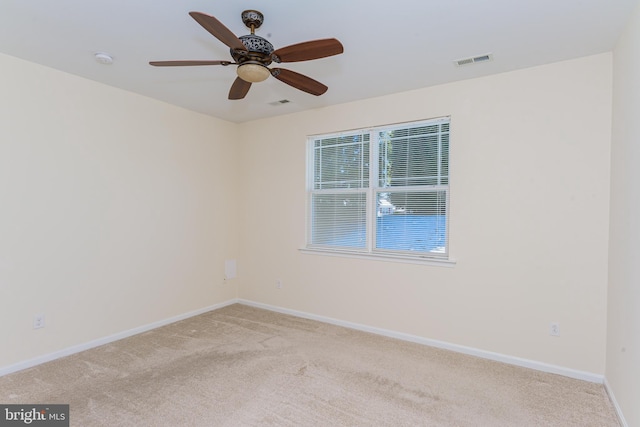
[454, 53, 494, 67]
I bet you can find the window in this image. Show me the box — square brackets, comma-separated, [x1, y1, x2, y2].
[306, 117, 450, 261]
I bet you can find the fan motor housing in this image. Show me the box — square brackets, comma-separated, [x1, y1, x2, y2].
[232, 35, 274, 66]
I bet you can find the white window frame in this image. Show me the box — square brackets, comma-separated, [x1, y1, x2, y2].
[301, 117, 455, 267]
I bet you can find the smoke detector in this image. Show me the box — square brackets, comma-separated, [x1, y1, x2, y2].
[94, 52, 113, 65]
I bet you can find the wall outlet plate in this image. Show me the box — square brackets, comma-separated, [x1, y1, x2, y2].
[33, 314, 45, 329]
[224, 260, 237, 279]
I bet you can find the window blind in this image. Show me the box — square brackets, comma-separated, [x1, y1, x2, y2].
[310, 133, 369, 249]
[307, 117, 450, 258]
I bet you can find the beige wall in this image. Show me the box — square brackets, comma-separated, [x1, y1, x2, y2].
[0, 48, 618, 385]
[608, 2, 640, 425]
[0, 53, 240, 368]
[238, 53, 613, 375]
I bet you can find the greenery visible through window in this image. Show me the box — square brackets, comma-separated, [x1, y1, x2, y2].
[307, 117, 450, 259]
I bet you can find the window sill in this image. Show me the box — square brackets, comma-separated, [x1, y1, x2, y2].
[299, 247, 457, 267]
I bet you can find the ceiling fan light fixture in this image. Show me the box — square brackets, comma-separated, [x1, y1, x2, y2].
[150, 11, 343, 99]
[237, 62, 270, 83]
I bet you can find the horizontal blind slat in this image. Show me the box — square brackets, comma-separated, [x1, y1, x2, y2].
[311, 192, 367, 249]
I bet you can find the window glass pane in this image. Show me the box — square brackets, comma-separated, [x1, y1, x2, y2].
[311, 192, 367, 249]
[313, 134, 370, 190]
[441, 133, 449, 185]
[378, 123, 449, 187]
[376, 191, 447, 254]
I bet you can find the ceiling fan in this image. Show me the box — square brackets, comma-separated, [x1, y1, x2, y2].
[149, 10, 344, 100]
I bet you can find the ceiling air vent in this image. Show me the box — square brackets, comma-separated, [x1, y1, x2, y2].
[454, 53, 494, 67]
[268, 99, 291, 106]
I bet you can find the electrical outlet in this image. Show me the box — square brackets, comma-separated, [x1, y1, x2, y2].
[550, 322, 560, 336]
[276, 279, 283, 289]
[33, 314, 45, 329]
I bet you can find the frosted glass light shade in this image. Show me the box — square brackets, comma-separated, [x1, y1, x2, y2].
[237, 63, 270, 83]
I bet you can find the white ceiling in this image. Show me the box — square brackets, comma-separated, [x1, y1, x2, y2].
[0, 0, 637, 123]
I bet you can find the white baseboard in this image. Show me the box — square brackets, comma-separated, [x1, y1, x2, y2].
[604, 378, 629, 427]
[238, 299, 604, 384]
[2, 297, 624, 422]
[1, 297, 606, 387]
[0, 299, 239, 377]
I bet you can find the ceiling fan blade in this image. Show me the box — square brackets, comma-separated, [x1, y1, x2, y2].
[189, 11, 246, 51]
[271, 68, 328, 96]
[229, 77, 252, 100]
[272, 38, 343, 63]
[149, 60, 232, 67]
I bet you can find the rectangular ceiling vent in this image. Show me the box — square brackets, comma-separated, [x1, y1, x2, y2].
[268, 99, 291, 106]
[454, 53, 494, 67]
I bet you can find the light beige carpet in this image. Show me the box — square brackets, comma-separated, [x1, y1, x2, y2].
[0, 304, 619, 426]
